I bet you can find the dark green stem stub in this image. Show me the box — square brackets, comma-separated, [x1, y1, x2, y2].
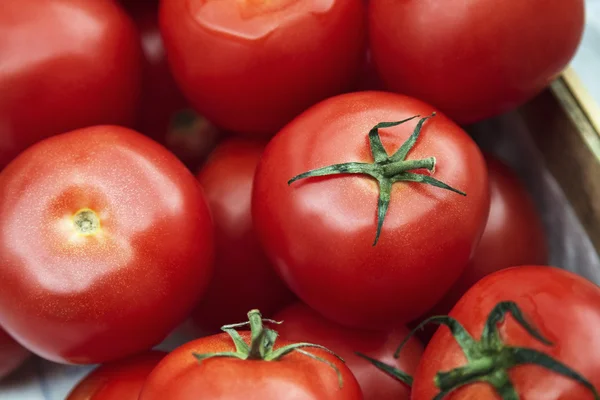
[192, 309, 346, 388]
[287, 113, 466, 245]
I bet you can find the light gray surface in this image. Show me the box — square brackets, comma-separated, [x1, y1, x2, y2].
[1, 2, 599, 400]
[572, 0, 600, 105]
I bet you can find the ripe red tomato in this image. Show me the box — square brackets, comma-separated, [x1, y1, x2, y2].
[274, 303, 423, 400]
[66, 351, 166, 400]
[159, 0, 366, 136]
[139, 310, 363, 400]
[191, 140, 294, 332]
[368, 0, 585, 124]
[427, 155, 548, 316]
[409, 266, 600, 399]
[0, 0, 143, 169]
[0, 126, 214, 364]
[0, 327, 29, 379]
[252, 91, 490, 328]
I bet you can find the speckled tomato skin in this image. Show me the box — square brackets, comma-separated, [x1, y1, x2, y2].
[0, 0, 143, 168]
[0, 126, 214, 364]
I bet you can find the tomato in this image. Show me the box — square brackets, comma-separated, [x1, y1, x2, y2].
[426, 155, 548, 317]
[159, 0, 366, 136]
[66, 351, 166, 400]
[274, 302, 423, 400]
[368, 0, 585, 124]
[0, 327, 29, 379]
[407, 266, 600, 399]
[0, 0, 143, 169]
[139, 310, 363, 400]
[252, 91, 490, 328]
[0, 125, 214, 364]
[191, 139, 294, 332]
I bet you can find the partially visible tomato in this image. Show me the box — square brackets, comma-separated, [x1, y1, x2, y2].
[0, 327, 29, 380]
[192, 140, 295, 332]
[252, 91, 490, 328]
[125, 0, 188, 142]
[368, 0, 585, 124]
[274, 303, 422, 400]
[139, 310, 363, 400]
[0, 0, 143, 169]
[66, 351, 166, 400]
[409, 266, 600, 399]
[427, 155, 548, 316]
[159, 0, 367, 136]
[0, 125, 214, 364]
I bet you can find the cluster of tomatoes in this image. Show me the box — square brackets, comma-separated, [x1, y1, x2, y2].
[1, 0, 598, 399]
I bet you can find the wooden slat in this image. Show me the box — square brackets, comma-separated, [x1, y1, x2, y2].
[519, 77, 600, 253]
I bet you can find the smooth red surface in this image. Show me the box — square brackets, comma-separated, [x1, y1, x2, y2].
[429, 155, 548, 316]
[274, 303, 422, 400]
[368, 0, 585, 124]
[0, 0, 143, 168]
[0, 126, 214, 364]
[159, 0, 366, 136]
[192, 140, 294, 332]
[412, 266, 600, 400]
[252, 91, 490, 328]
[139, 331, 363, 400]
[0, 327, 29, 380]
[66, 351, 166, 400]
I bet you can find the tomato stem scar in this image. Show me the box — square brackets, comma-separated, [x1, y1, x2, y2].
[73, 209, 100, 235]
[288, 113, 466, 246]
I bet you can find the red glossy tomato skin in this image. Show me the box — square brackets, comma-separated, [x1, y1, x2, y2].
[66, 351, 166, 400]
[0, 126, 214, 364]
[159, 0, 366, 136]
[191, 140, 295, 332]
[139, 332, 363, 400]
[274, 303, 422, 400]
[252, 91, 490, 329]
[368, 0, 585, 124]
[428, 155, 548, 316]
[0, 0, 143, 169]
[0, 327, 30, 379]
[413, 266, 600, 400]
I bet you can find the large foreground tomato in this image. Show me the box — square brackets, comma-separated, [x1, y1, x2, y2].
[426, 155, 548, 316]
[192, 140, 294, 332]
[0, 327, 29, 379]
[159, 0, 366, 136]
[0, 126, 214, 364]
[368, 0, 585, 124]
[0, 0, 143, 169]
[139, 310, 363, 399]
[274, 303, 423, 400]
[252, 91, 490, 328]
[408, 267, 600, 399]
[66, 351, 166, 400]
